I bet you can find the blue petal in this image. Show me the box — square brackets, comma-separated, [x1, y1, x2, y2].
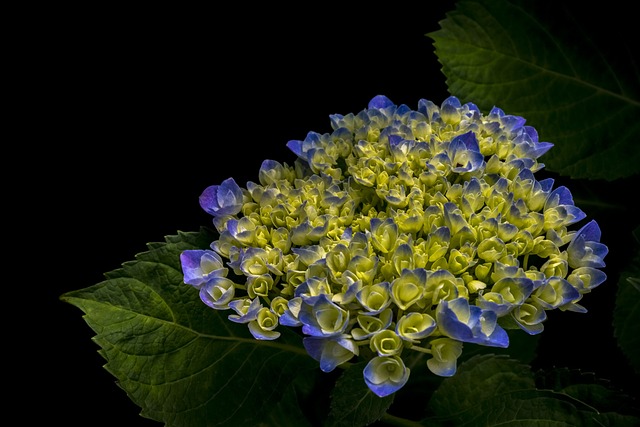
[302, 336, 325, 362]
[575, 219, 602, 242]
[299, 294, 348, 337]
[539, 178, 555, 192]
[417, 98, 441, 121]
[464, 101, 480, 113]
[279, 297, 303, 327]
[303, 336, 356, 372]
[368, 95, 394, 109]
[199, 277, 235, 309]
[501, 114, 526, 132]
[452, 131, 481, 152]
[227, 298, 262, 323]
[489, 106, 505, 117]
[473, 321, 509, 347]
[363, 356, 410, 397]
[567, 220, 608, 268]
[248, 321, 281, 340]
[435, 299, 475, 341]
[547, 186, 576, 207]
[279, 311, 302, 327]
[199, 177, 243, 217]
[286, 139, 303, 157]
[180, 249, 226, 287]
[442, 96, 462, 109]
[531, 141, 554, 158]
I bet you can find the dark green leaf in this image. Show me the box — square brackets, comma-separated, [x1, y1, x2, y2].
[60, 229, 317, 427]
[613, 241, 640, 374]
[428, 0, 640, 180]
[258, 375, 316, 427]
[428, 389, 639, 426]
[326, 362, 394, 427]
[535, 367, 640, 417]
[424, 355, 640, 426]
[428, 354, 535, 414]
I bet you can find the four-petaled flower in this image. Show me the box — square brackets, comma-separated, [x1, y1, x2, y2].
[364, 355, 411, 397]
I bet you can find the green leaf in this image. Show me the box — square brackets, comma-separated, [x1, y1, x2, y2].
[257, 376, 316, 427]
[535, 367, 640, 416]
[60, 228, 318, 427]
[430, 389, 640, 426]
[424, 354, 640, 426]
[613, 237, 640, 374]
[428, 354, 535, 414]
[325, 362, 394, 427]
[428, 0, 640, 180]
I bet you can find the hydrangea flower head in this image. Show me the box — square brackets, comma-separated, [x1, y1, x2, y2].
[180, 95, 608, 396]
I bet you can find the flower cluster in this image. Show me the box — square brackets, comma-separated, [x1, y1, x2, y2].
[180, 95, 608, 397]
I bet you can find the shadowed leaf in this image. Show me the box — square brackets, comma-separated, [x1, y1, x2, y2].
[613, 226, 640, 374]
[61, 228, 317, 427]
[423, 355, 640, 426]
[428, 0, 640, 180]
[326, 361, 394, 427]
[535, 367, 640, 417]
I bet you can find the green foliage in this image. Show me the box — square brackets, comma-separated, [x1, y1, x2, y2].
[535, 367, 640, 417]
[428, 0, 640, 180]
[60, 192, 640, 427]
[326, 362, 394, 427]
[423, 355, 640, 426]
[61, 228, 318, 427]
[256, 377, 315, 427]
[62, 2, 640, 425]
[65, 230, 640, 426]
[613, 226, 640, 374]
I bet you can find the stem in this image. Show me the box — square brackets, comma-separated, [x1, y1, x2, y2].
[405, 348, 426, 370]
[409, 346, 432, 355]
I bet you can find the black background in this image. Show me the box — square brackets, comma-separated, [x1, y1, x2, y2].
[37, 2, 638, 426]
